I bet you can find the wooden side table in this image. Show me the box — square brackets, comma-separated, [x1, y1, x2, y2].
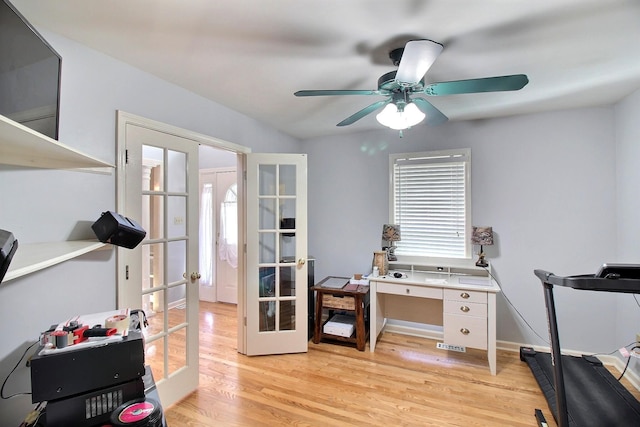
[311, 276, 370, 351]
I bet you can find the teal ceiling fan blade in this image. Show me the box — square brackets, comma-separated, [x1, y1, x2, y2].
[412, 98, 448, 126]
[294, 89, 389, 97]
[424, 74, 529, 96]
[337, 99, 391, 126]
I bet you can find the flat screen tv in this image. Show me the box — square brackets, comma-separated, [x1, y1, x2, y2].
[0, 0, 61, 140]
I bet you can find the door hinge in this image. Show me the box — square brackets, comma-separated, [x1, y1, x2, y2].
[125, 265, 129, 280]
[244, 317, 247, 326]
[244, 243, 247, 253]
[243, 170, 247, 181]
[125, 149, 129, 164]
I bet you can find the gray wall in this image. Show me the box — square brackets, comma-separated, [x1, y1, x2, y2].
[0, 29, 298, 425]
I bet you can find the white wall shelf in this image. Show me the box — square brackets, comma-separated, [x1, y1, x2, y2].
[4, 240, 110, 282]
[0, 114, 114, 170]
[1, 114, 115, 281]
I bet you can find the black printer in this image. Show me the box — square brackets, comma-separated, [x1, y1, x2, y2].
[30, 331, 146, 427]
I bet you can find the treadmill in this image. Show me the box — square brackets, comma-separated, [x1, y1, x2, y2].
[521, 265, 640, 427]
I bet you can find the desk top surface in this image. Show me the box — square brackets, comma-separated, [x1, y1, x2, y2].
[371, 270, 501, 293]
[312, 276, 370, 295]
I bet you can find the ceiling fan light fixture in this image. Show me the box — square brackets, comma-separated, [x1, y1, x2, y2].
[376, 102, 425, 130]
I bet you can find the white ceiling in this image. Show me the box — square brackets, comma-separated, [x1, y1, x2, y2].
[12, 0, 640, 140]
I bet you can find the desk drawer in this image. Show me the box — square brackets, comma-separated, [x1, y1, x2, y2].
[322, 294, 355, 310]
[444, 300, 487, 317]
[376, 282, 443, 299]
[444, 314, 487, 350]
[444, 288, 487, 304]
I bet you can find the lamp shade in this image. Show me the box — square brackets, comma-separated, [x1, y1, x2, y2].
[376, 102, 425, 130]
[471, 226, 493, 246]
[382, 224, 401, 242]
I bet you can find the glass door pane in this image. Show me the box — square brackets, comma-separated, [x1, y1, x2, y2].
[257, 163, 297, 333]
[141, 145, 190, 381]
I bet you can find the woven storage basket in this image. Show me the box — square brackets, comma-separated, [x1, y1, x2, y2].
[322, 294, 355, 310]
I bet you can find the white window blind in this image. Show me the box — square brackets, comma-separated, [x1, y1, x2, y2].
[391, 149, 471, 259]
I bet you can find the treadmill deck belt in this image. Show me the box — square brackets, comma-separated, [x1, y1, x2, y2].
[520, 347, 640, 427]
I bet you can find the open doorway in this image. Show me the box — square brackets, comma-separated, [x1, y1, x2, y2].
[199, 145, 238, 304]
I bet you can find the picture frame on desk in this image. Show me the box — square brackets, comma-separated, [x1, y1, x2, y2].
[373, 250, 389, 276]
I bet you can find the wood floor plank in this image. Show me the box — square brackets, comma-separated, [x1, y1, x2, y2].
[160, 301, 639, 426]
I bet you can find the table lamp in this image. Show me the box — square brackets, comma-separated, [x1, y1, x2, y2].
[382, 224, 401, 261]
[471, 226, 493, 267]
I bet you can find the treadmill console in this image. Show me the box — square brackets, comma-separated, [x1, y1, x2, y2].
[595, 263, 640, 280]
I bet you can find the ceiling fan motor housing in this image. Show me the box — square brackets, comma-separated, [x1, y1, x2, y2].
[378, 71, 397, 90]
[389, 47, 405, 66]
[378, 71, 425, 93]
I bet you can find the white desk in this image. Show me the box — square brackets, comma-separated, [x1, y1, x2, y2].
[369, 269, 500, 375]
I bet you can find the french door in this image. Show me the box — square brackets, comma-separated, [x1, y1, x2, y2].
[116, 112, 199, 408]
[244, 153, 308, 355]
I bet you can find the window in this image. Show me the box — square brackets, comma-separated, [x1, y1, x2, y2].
[390, 148, 471, 260]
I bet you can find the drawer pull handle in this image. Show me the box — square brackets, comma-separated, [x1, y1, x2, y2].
[460, 306, 470, 313]
[460, 292, 470, 299]
[460, 328, 470, 335]
[406, 288, 410, 294]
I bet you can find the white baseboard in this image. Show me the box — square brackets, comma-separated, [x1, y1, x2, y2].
[383, 322, 443, 341]
[498, 340, 640, 392]
[381, 324, 640, 392]
[169, 298, 186, 310]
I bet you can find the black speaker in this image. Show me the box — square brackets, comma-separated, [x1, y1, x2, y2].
[91, 211, 146, 249]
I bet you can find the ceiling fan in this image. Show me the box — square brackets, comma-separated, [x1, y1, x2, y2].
[294, 39, 529, 130]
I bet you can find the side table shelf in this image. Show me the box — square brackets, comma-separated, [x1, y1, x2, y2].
[311, 276, 370, 351]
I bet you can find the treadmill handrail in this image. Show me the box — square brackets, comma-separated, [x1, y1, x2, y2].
[533, 269, 640, 293]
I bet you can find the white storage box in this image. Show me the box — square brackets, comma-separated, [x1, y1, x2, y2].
[323, 314, 356, 337]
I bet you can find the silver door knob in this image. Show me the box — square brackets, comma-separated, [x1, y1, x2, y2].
[191, 272, 201, 281]
[298, 258, 306, 266]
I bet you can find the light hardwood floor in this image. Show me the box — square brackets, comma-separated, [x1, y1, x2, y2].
[162, 301, 637, 426]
